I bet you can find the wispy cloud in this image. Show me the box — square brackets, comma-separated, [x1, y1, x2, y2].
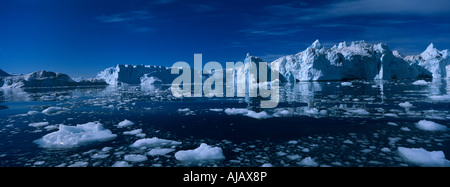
[96, 11, 151, 23]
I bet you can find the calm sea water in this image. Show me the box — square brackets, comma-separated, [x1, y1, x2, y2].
[0, 80, 449, 167]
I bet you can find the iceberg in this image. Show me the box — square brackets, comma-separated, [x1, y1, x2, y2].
[0, 70, 107, 88]
[97, 64, 177, 85]
[271, 40, 433, 82]
[33, 122, 117, 149]
[404, 43, 450, 79]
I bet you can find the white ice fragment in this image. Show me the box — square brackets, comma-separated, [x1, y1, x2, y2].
[412, 80, 430, 85]
[130, 137, 181, 148]
[415, 120, 447, 131]
[398, 102, 413, 108]
[68, 161, 89, 167]
[381, 147, 391, 153]
[147, 148, 175, 156]
[117, 119, 134, 128]
[398, 147, 450, 167]
[42, 107, 70, 115]
[29, 122, 49, 128]
[124, 154, 148, 162]
[123, 129, 142, 135]
[174, 143, 225, 163]
[224, 108, 272, 119]
[33, 122, 117, 149]
[286, 154, 301, 160]
[209, 108, 223, 112]
[111, 161, 132, 167]
[261, 163, 273, 167]
[298, 157, 318, 167]
[341, 82, 352, 86]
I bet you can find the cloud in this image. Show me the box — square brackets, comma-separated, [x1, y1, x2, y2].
[96, 11, 151, 23]
[267, 0, 450, 22]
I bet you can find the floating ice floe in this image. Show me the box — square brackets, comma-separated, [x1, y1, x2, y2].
[111, 161, 132, 167]
[298, 157, 318, 167]
[341, 82, 353, 86]
[398, 102, 413, 108]
[41, 107, 70, 115]
[412, 80, 430, 85]
[415, 120, 447, 131]
[33, 122, 117, 149]
[224, 108, 272, 119]
[398, 147, 450, 167]
[28, 122, 49, 128]
[147, 148, 175, 156]
[429, 95, 450, 101]
[130, 137, 182, 148]
[124, 154, 148, 162]
[174, 143, 225, 164]
[117, 119, 135, 128]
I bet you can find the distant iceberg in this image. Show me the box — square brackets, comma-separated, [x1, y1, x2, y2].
[0, 70, 107, 88]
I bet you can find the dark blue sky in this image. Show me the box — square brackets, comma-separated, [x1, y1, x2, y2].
[1, 0, 449, 77]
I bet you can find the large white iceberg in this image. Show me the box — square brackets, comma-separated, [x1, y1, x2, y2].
[271, 40, 433, 82]
[398, 147, 450, 167]
[405, 43, 450, 79]
[34, 122, 117, 149]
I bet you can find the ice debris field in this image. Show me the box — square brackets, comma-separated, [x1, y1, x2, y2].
[0, 78, 450, 167]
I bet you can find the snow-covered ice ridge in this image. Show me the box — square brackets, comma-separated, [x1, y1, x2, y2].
[97, 41, 449, 85]
[272, 40, 449, 81]
[97, 64, 179, 86]
[0, 70, 107, 88]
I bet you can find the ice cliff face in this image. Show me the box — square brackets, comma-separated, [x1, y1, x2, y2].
[404, 43, 450, 79]
[97, 64, 178, 85]
[0, 70, 107, 88]
[271, 40, 433, 82]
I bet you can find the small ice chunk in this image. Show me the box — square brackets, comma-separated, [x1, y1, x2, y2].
[130, 137, 181, 148]
[68, 161, 89, 167]
[387, 122, 398, 126]
[287, 140, 298, 144]
[245, 111, 272, 119]
[124, 154, 148, 162]
[174, 143, 225, 163]
[123, 129, 142, 135]
[400, 127, 411, 131]
[343, 140, 354, 144]
[261, 163, 273, 167]
[346, 108, 370, 115]
[147, 148, 175, 156]
[398, 102, 413, 108]
[286, 154, 301, 160]
[117, 119, 134, 128]
[412, 80, 429, 85]
[381, 147, 391, 153]
[429, 95, 450, 101]
[298, 157, 318, 167]
[341, 82, 352, 86]
[398, 147, 450, 167]
[33, 122, 117, 149]
[42, 107, 69, 115]
[209, 108, 223, 112]
[415, 120, 447, 131]
[29, 122, 49, 128]
[111, 161, 132, 167]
